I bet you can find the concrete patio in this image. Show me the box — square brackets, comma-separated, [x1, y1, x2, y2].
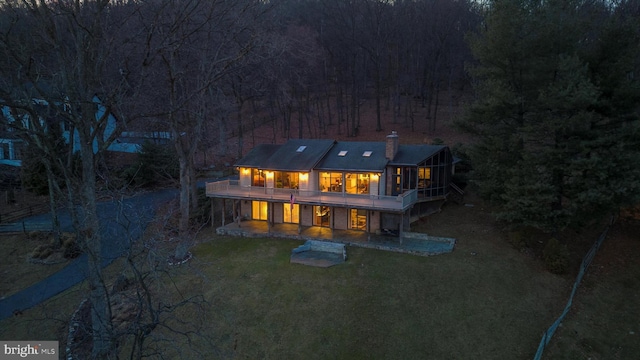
[215, 220, 455, 256]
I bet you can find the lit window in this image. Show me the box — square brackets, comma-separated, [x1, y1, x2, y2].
[338, 150, 348, 157]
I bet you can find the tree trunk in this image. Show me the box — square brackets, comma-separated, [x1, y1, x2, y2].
[178, 156, 190, 237]
[44, 163, 61, 247]
[78, 127, 114, 359]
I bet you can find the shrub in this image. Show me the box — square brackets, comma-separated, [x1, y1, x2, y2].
[122, 141, 178, 187]
[543, 238, 570, 274]
[33, 246, 53, 260]
[31, 244, 46, 259]
[62, 235, 82, 259]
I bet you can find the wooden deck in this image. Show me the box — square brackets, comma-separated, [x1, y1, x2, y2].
[206, 180, 417, 212]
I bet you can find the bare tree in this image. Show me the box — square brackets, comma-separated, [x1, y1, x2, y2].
[134, 0, 271, 261]
[0, 1, 150, 357]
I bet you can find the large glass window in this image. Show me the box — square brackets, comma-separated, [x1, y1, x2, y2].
[251, 201, 268, 220]
[283, 203, 300, 223]
[418, 167, 431, 189]
[350, 208, 367, 230]
[314, 206, 330, 227]
[319, 172, 343, 192]
[275, 172, 299, 189]
[392, 167, 402, 195]
[403, 167, 417, 189]
[345, 173, 370, 194]
[252, 169, 265, 187]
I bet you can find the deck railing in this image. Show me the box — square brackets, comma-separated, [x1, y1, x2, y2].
[206, 180, 418, 212]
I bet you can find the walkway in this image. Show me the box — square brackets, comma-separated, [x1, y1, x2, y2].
[0, 189, 178, 320]
[216, 220, 456, 257]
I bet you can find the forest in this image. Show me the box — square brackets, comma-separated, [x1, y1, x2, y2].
[0, 0, 639, 358]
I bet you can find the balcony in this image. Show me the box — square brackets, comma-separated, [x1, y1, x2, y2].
[206, 180, 418, 212]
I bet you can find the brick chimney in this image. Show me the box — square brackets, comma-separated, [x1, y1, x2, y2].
[385, 131, 399, 160]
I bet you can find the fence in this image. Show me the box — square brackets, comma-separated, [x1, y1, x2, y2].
[533, 215, 617, 360]
[0, 221, 53, 233]
[0, 204, 50, 224]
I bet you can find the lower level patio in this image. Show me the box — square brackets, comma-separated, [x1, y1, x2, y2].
[215, 220, 455, 256]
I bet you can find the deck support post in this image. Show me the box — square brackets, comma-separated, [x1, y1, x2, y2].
[330, 207, 334, 237]
[367, 211, 371, 241]
[399, 212, 404, 244]
[221, 199, 226, 227]
[211, 198, 214, 228]
[267, 202, 271, 235]
[297, 204, 302, 235]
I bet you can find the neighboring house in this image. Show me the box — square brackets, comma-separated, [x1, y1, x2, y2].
[0, 137, 24, 167]
[206, 132, 462, 236]
[0, 97, 170, 167]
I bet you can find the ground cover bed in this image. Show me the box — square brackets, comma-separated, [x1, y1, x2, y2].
[0, 232, 72, 299]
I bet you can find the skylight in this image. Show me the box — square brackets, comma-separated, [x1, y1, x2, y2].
[296, 145, 307, 153]
[338, 150, 348, 157]
[362, 151, 372, 157]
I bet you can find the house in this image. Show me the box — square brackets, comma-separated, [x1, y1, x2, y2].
[0, 137, 24, 167]
[206, 131, 461, 236]
[0, 97, 170, 167]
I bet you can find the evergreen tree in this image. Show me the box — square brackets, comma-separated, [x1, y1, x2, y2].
[460, 0, 640, 232]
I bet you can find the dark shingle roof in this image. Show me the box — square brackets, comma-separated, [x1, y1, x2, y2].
[236, 139, 449, 172]
[235, 139, 335, 171]
[315, 141, 388, 172]
[390, 145, 446, 165]
[235, 144, 281, 168]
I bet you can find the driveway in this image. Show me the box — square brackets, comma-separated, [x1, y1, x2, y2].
[0, 188, 178, 320]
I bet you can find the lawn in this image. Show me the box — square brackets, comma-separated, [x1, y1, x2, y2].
[174, 233, 568, 359]
[0, 232, 71, 299]
[0, 192, 600, 359]
[543, 220, 640, 359]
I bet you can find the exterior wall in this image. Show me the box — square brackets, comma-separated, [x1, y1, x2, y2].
[370, 174, 380, 196]
[369, 211, 381, 232]
[385, 166, 394, 196]
[273, 202, 284, 223]
[239, 168, 251, 187]
[302, 171, 317, 196]
[300, 205, 313, 226]
[333, 207, 349, 230]
[239, 200, 249, 219]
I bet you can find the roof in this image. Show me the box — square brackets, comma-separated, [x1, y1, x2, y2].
[390, 145, 447, 166]
[315, 141, 388, 172]
[235, 144, 281, 168]
[236, 139, 335, 171]
[235, 139, 450, 172]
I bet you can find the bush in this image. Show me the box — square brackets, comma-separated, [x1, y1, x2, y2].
[122, 141, 178, 187]
[61, 234, 82, 259]
[543, 238, 570, 274]
[32, 244, 53, 260]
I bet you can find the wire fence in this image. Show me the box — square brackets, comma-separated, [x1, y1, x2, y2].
[533, 215, 617, 360]
[0, 221, 53, 233]
[0, 204, 50, 224]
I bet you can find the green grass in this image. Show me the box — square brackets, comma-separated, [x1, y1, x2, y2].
[543, 221, 640, 360]
[166, 232, 569, 359]
[0, 225, 584, 359]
